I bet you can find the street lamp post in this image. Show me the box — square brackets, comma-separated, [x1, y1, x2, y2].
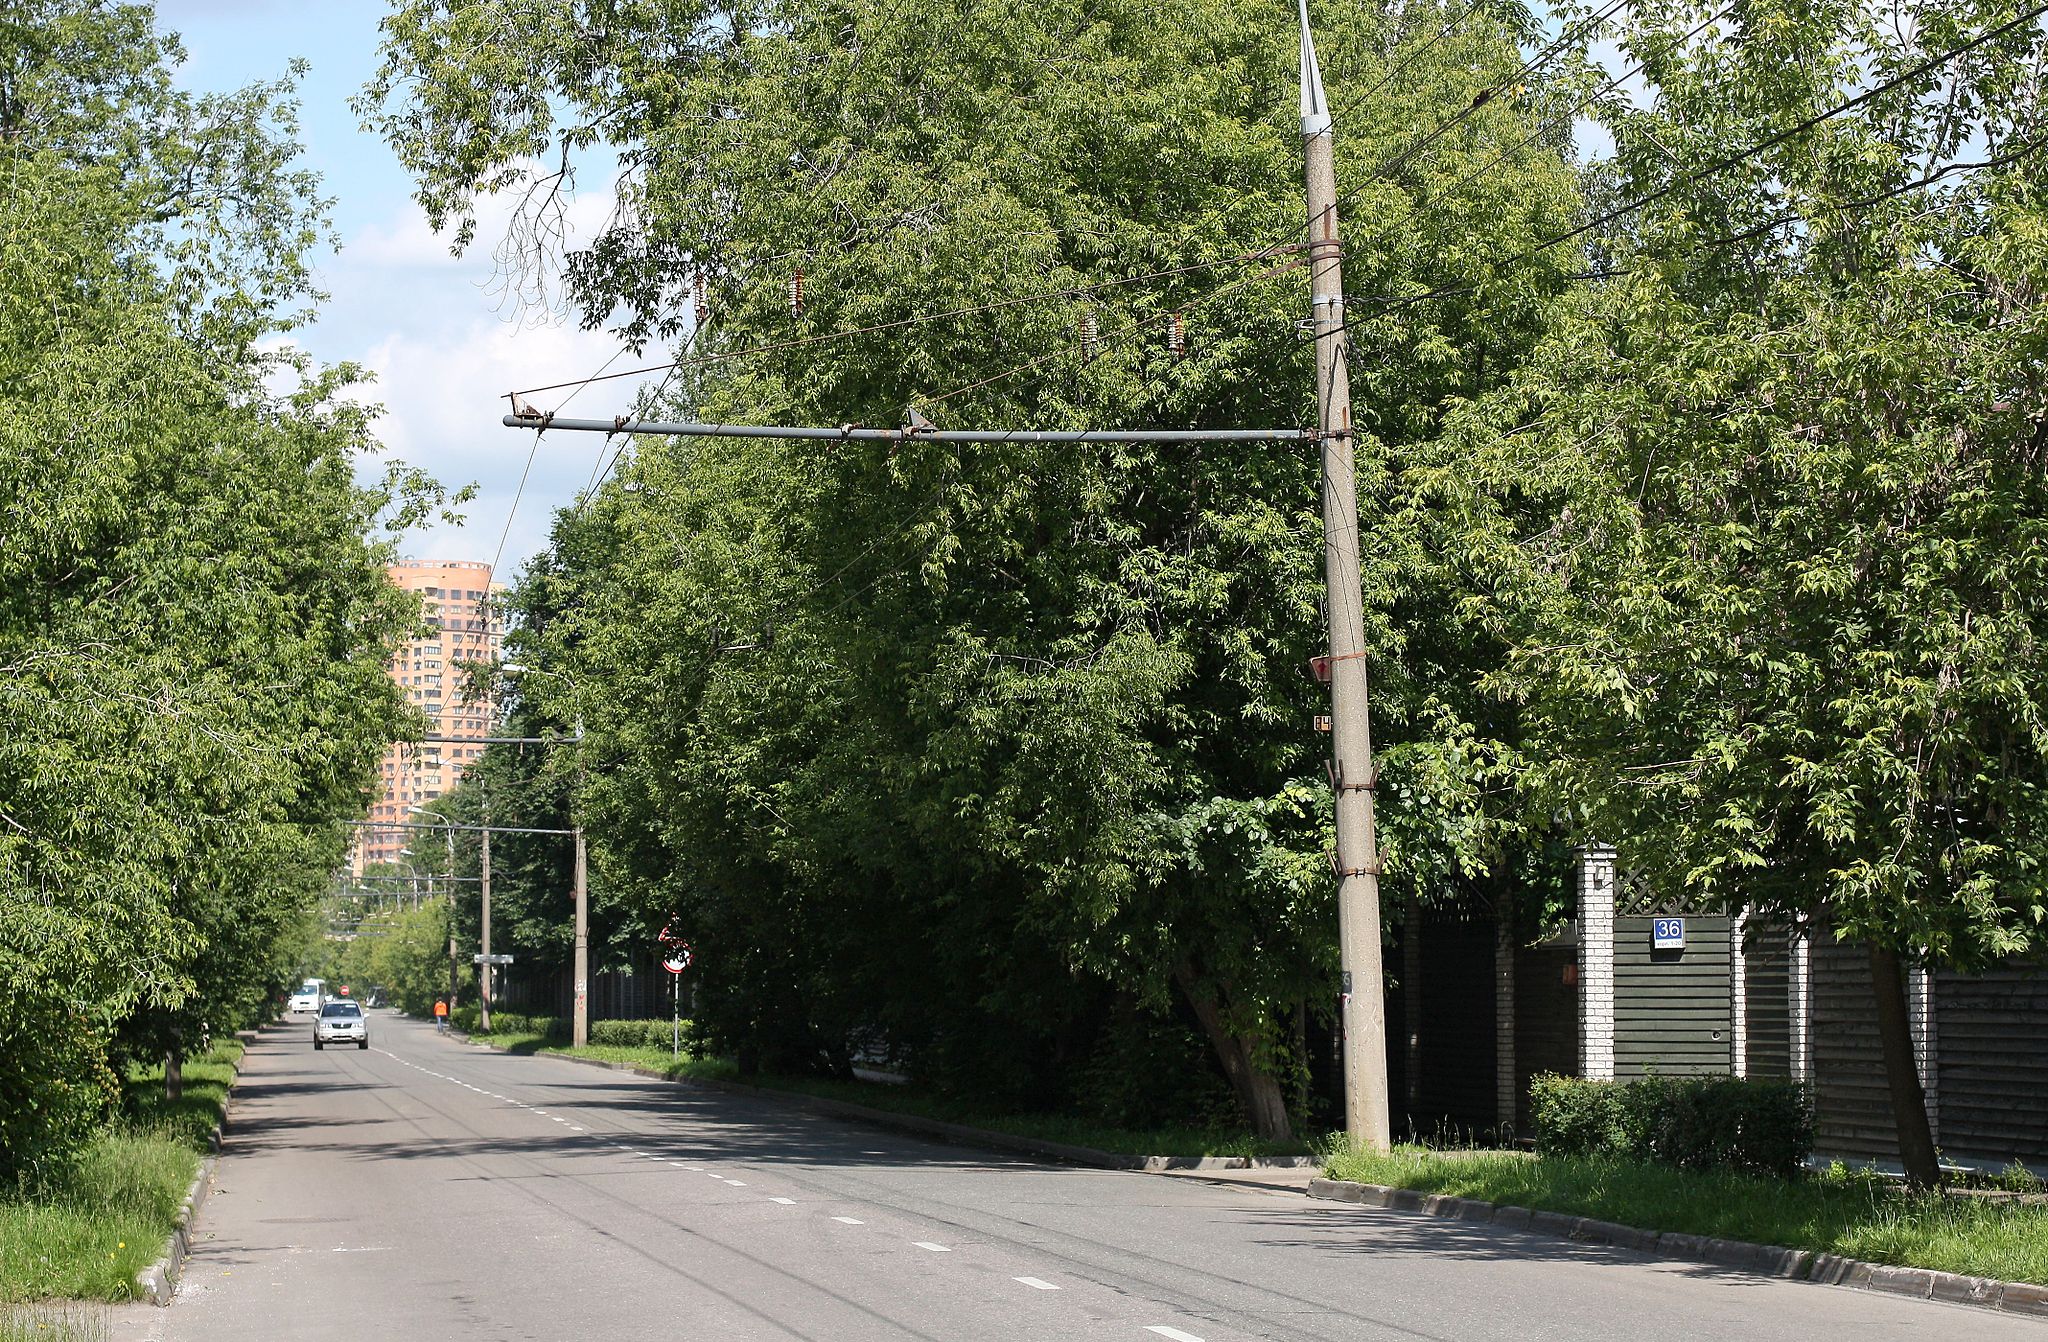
[500, 663, 590, 1048]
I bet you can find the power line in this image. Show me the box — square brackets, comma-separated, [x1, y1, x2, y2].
[1422, 3, 1739, 216]
[1533, 2, 2048, 261]
[1356, 0, 1630, 201]
[1334, 4, 2048, 332]
[504, 247, 1304, 403]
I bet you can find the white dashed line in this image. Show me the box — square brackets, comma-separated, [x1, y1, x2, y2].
[832, 1217, 864, 1225]
[912, 1242, 950, 1253]
[1145, 1330, 1204, 1342]
[1014, 1277, 1059, 1290]
[769, 1197, 796, 1205]
[723, 1180, 748, 1187]
[568, 1126, 584, 1132]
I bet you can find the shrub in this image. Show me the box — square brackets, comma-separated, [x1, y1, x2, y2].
[477, 1011, 566, 1039]
[0, 993, 116, 1190]
[1530, 1073, 1814, 1177]
[450, 1006, 481, 1033]
[589, 1019, 689, 1050]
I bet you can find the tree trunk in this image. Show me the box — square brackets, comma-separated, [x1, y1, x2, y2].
[165, 1049, 183, 1104]
[1867, 943, 1941, 1190]
[1172, 962, 1294, 1143]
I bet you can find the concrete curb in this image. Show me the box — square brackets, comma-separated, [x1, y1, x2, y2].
[134, 1029, 257, 1306]
[447, 1031, 1316, 1174]
[1306, 1176, 2048, 1320]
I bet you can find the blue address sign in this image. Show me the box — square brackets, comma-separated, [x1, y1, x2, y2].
[1652, 917, 1686, 950]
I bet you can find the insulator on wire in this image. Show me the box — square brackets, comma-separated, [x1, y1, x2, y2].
[789, 266, 806, 318]
[692, 271, 709, 326]
[1079, 309, 1099, 361]
[1167, 310, 1187, 360]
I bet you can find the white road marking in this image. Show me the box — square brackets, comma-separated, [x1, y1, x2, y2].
[769, 1197, 796, 1205]
[568, 1125, 585, 1131]
[1146, 1330, 1205, 1342]
[724, 1180, 748, 1187]
[912, 1242, 951, 1253]
[551, 1117, 568, 1123]
[832, 1217, 864, 1225]
[1014, 1277, 1059, 1290]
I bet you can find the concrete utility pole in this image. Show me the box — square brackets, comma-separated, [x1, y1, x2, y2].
[480, 788, 493, 1032]
[572, 711, 589, 1048]
[1301, 0, 1392, 1153]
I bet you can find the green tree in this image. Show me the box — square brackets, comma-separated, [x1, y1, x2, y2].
[367, 0, 1588, 1137]
[1445, 0, 2048, 1186]
[1, 1, 444, 1175]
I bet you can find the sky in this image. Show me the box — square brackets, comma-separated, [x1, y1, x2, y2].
[158, 0, 654, 581]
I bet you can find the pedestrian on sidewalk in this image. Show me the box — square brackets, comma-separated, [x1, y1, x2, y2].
[434, 998, 449, 1032]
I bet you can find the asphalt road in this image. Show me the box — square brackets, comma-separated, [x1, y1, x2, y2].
[123, 1012, 2041, 1342]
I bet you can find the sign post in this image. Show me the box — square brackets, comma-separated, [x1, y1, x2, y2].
[661, 932, 693, 1059]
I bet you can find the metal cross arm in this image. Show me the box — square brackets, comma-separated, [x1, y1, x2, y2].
[502, 414, 1310, 445]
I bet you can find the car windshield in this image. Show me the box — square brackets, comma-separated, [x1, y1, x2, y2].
[320, 1003, 360, 1018]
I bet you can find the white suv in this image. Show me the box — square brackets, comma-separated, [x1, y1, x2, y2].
[314, 1001, 369, 1050]
[288, 979, 325, 1014]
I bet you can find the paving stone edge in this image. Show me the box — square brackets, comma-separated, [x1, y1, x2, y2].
[134, 1027, 258, 1306]
[448, 1030, 1316, 1174]
[1305, 1176, 2048, 1320]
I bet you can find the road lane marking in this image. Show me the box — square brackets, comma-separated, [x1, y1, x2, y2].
[568, 1125, 585, 1131]
[1014, 1277, 1059, 1290]
[770, 1197, 796, 1205]
[723, 1180, 748, 1186]
[912, 1242, 950, 1252]
[1146, 1330, 1204, 1342]
[832, 1217, 864, 1225]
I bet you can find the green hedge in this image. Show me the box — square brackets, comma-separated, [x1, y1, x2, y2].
[589, 1019, 687, 1050]
[1529, 1073, 1814, 1177]
[446, 1010, 687, 1048]
[452, 1010, 567, 1039]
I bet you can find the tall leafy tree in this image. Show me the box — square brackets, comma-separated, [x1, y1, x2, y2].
[1442, 0, 2048, 1186]
[1, 1, 442, 1175]
[367, 0, 1587, 1136]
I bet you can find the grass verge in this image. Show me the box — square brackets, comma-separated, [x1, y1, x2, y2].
[1323, 1145, 2048, 1286]
[467, 1031, 1309, 1158]
[0, 1040, 243, 1303]
[0, 1305, 111, 1341]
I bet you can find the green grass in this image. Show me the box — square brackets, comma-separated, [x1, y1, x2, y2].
[469, 1031, 1310, 1157]
[0, 1305, 111, 1341]
[1323, 1145, 2048, 1286]
[0, 1040, 244, 1303]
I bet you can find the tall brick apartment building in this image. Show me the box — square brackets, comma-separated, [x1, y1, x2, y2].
[353, 560, 506, 871]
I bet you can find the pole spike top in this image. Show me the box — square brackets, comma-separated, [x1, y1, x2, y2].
[1299, 0, 1331, 137]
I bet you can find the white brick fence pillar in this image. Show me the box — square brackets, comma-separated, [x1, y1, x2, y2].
[1578, 843, 1617, 1080]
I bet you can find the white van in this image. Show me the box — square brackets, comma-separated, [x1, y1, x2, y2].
[287, 979, 326, 1014]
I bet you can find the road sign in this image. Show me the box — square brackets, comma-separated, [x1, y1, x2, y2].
[658, 921, 685, 946]
[1652, 917, 1686, 950]
[472, 954, 515, 965]
[663, 941, 694, 975]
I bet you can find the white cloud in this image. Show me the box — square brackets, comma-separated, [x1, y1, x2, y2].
[311, 163, 652, 580]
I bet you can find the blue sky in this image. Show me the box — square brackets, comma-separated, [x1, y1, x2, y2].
[159, 0, 652, 580]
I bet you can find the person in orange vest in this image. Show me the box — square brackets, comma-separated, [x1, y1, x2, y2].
[434, 998, 449, 1032]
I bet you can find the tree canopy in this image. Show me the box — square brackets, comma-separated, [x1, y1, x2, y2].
[366, 0, 1590, 1138]
[1, 0, 436, 1180]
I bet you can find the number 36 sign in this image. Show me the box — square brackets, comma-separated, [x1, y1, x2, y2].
[1652, 918, 1686, 950]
